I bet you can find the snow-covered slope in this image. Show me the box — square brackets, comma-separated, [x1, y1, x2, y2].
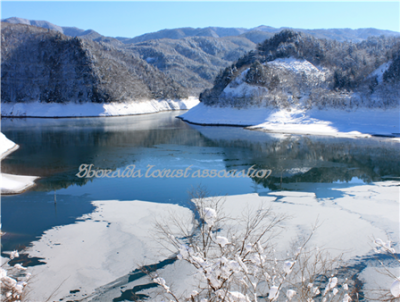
[369, 61, 392, 83]
[268, 57, 326, 76]
[216, 58, 329, 108]
[1, 97, 199, 118]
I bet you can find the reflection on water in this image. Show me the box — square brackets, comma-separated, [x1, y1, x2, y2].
[191, 126, 400, 189]
[1, 111, 400, 251]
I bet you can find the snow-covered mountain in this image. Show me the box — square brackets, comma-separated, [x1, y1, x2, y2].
[3, 17, 399, 96]
[180, 30, 400, 137]
[199, 30, 399, 109]
[122, 24, 400, 44]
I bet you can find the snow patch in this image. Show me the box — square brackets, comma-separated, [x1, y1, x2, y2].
[1, 173, 39, 195]
[267, 57, 324, 75]
[0, 132, 18, 160]
[221, 68, 269, 99]
[1, 97, 199, 118]
[223, 82, 268, 98]
[369, 61, 392, 83]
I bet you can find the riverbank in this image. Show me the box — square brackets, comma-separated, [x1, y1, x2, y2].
[179, 103, 400, 138]
[1, 97, 199, 118]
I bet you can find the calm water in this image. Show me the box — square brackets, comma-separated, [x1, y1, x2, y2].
[1, 111, 400, 252]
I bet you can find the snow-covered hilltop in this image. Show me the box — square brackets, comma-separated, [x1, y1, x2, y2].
[180, 30, 400, 137]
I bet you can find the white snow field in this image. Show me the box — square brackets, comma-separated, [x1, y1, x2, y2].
[24, 199, 192, 302]
[0, 132, 39, 194]
[1, 97, 199, 118]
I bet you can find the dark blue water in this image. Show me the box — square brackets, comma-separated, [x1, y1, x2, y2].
[2, 111, 400, 252]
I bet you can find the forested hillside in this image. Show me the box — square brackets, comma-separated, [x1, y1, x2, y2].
[125, 36, 256, 94]
[1, 23, 188, 104]
[200, 30, 400, 109]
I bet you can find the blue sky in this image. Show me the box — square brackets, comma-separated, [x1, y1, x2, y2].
[1, 1, 399, 38]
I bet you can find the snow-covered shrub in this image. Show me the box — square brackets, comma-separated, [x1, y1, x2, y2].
[149, 189, 361, 302]
[0, 249, 31, 302]
[366, 238, 400, 301]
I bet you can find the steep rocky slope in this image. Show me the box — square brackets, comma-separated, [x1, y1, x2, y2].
[1, 23, 188, 104]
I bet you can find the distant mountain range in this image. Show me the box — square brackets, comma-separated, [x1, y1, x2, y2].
[3, 17, 400, 44]
[125, 24, 400, 44]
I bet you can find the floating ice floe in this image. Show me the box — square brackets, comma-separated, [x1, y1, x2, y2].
[0, 133, 39, 194]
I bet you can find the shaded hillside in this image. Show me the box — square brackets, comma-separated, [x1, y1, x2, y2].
[1, 23, 188, 104]
[126, 36, 256, 94]
[200, 30, 400, 109]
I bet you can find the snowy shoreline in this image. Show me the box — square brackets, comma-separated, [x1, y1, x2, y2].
[179, 103, 400, 138]
[1, 97, 199, 118]
[0, 133, 39, 195]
